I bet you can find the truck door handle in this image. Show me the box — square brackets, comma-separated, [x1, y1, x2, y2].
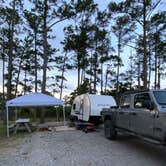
[156, 114, 159, 118]
[151, 112, 159, 118]
[130, 112, 137, 115]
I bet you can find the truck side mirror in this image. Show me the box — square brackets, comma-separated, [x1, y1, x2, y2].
[110, 106, 119, 109]
[144, 101, 154, 110]
[149, 102, 154, 110]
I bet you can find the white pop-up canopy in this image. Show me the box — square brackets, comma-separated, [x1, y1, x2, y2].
[6, 93, 65, 137]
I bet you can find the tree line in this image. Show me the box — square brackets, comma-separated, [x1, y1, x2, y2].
[0, 0, 165, 106]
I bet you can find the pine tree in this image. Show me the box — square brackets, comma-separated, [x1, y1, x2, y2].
[111, 15, 135, 93]
[29, 0, 74, 123]
[93, 10, 111, 94]
[109, 0, 163, 89]
[0, 28, 8, 101]
[0, 0, 23, 100]
[62, 0, 97, 91]
[24, 9, 42, 92]
[150, 11, 166, 89]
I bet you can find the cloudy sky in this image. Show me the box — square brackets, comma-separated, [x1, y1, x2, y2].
[50, 0, 166, 98]
[0, 0, 165, 98]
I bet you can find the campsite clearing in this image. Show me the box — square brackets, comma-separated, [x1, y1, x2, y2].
[0, 127, 166, 166]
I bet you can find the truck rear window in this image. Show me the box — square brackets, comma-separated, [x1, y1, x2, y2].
[153, 91, 166, 105]
[120, 95, 131, 108]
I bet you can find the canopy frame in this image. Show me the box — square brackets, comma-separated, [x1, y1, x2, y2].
[6, 93, 65, 137]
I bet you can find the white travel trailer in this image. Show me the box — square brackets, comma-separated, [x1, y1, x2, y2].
[70, 94, 116, 123]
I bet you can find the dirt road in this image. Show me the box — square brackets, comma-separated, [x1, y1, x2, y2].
[0, 128, 166, 166]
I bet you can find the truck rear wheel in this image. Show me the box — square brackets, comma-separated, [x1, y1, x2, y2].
[104, 120, 117, 140]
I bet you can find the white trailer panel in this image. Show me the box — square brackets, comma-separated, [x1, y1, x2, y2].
[70, 94, 116, 122]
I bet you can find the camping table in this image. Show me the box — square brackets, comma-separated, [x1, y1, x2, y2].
[14, 118, 32, 134]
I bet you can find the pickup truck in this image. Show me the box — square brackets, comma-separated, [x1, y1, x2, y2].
[101, 90, 166, 145]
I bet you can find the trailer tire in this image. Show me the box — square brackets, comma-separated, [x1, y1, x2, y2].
[104, 119, 117, 140]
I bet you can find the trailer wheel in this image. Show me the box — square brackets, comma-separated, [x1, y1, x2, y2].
[104, 119, 117, 140]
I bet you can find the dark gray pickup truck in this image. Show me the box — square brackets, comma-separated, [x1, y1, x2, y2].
[101, 90, 166, 145]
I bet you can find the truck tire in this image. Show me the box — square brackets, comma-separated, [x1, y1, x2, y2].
[104, 120, 117, 140]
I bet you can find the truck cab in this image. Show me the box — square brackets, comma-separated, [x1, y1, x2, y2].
[101, 90, 166, 145]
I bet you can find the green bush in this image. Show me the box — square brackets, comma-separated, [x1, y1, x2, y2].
[0, 120, 5, 137]
[6, 106, 72, 122]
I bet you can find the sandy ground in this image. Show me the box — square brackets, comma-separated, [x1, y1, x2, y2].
[0, 127, 166, 166]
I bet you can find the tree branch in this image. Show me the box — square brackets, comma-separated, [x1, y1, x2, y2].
[147, 0, 162, 20]
[133, 31, 142, 38]
[120, 41, 137, 49]
[48, 17, 69, 29]
[134, 17, 143, 26]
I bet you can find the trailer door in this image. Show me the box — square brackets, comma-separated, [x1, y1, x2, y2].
[83, 95, 90, 121]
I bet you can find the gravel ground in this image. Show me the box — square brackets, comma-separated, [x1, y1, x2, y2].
[0, 127, 166, 166]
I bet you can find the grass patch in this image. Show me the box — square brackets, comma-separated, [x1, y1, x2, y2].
[0, 116, 69, 138]
[0, 120, 6, 138]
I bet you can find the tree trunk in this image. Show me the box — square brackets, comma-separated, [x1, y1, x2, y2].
[7, 0, 16, 100]
[129, 51, 133, 90]
[41, 0, 48, 123]
[34, 31, 38, 92]
[104, 66, 108, 94]
[154, 28, 158, 89]
[116, 36, 120, 94]
[77, 67, 80, 90]
[34, 31, 38, 121]
[142, 0, 148, 89]
[7, 31, 13, 100]
[93, 54, 97, 93]
[137, 54, 141, 89]
[24, 69, 27, 95]
[148, 44, 151, 89]
[157, 57, 161, 89]
[77, 51, 81, 90]
[2, 49, 5, 101]
[154, 50, 157, 89]
[15, 57, 23, 97]
[81, 69, 84, 85]
[42, 0, 48, 93]
[89, 53, 93, 93]
[100, 63, 103, 94]
[83, 69, 85, 82]
[7, 29, 13, 98]
[60, 53, 67, 100]
[93, 39, 98, 94]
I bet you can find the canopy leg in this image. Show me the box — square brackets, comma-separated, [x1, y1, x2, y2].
[6, 106, 9, 137]
[63, 106, 66, 126]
